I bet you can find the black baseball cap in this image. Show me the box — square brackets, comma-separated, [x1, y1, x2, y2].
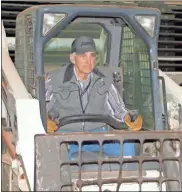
[71, 36, 96, 54]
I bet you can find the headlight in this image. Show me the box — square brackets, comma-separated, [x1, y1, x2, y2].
[135, 15, 156, 38]
[43, 13, 66, 36]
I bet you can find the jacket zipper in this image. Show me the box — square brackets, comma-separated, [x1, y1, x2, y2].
[71, 77, 102, 131]
[70, 82, 84, 114]
[83, 77, 101, 113]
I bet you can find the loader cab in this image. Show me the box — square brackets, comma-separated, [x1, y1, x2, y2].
[15, 4, 164, 131]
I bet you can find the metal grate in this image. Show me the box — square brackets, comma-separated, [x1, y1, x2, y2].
[15, 16, 25, 82]
[15, 13, 35, 95]
[34, 131, 182, 191]
[25, 14, 35, 96]
[120, 26, 153, 130]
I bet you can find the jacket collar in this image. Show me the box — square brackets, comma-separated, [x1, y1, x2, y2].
[63, 64, 105, 83]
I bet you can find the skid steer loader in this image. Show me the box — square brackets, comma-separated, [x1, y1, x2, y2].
[1, 1, 182, 191]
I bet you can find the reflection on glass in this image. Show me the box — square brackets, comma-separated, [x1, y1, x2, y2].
[43, 13, 66, 35]
[135, 15, 156, 37]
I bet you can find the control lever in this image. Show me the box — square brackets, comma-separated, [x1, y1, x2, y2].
[129, 109, 139, 122]
[113, 71, 123, 98]
[48, 108, 59, 124]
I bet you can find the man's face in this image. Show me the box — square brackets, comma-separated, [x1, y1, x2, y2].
[70, 52, 96, 74]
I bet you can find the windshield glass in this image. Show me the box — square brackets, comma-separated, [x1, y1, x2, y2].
[44, 22, 108, 73]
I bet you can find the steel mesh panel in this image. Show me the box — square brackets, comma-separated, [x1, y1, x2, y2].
[15, 16, 25, 82]
[15, 14, 35, 96]
[120, 26, 153, 130]
[25, 14, 35, 97]
[34, 131, 182, 191]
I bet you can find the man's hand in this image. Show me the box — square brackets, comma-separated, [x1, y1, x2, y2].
[124, 113, 143, 131]
[47, 116, 58, 133]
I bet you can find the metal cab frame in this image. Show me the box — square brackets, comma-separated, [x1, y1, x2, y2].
[15, 4, 163, 130]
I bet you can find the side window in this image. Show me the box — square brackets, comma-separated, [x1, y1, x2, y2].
[43, 21, 108, 73]
[120, 26, 153, 130]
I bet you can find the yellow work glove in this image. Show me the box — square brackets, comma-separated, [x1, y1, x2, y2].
[124, 113, 143, 131]
[47, 116, 58, 133]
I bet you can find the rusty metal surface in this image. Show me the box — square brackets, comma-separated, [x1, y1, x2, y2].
[2, 129, 16, 160]
[34, 131, 182, 191]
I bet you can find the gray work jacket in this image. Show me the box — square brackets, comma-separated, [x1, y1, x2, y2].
[45, 64, 127, 132]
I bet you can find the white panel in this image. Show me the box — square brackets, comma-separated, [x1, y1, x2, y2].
[16, 99, 46, 191]
[159, 70, 182, 130]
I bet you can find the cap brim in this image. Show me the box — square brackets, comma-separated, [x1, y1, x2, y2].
[75, 47, 96, 54]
